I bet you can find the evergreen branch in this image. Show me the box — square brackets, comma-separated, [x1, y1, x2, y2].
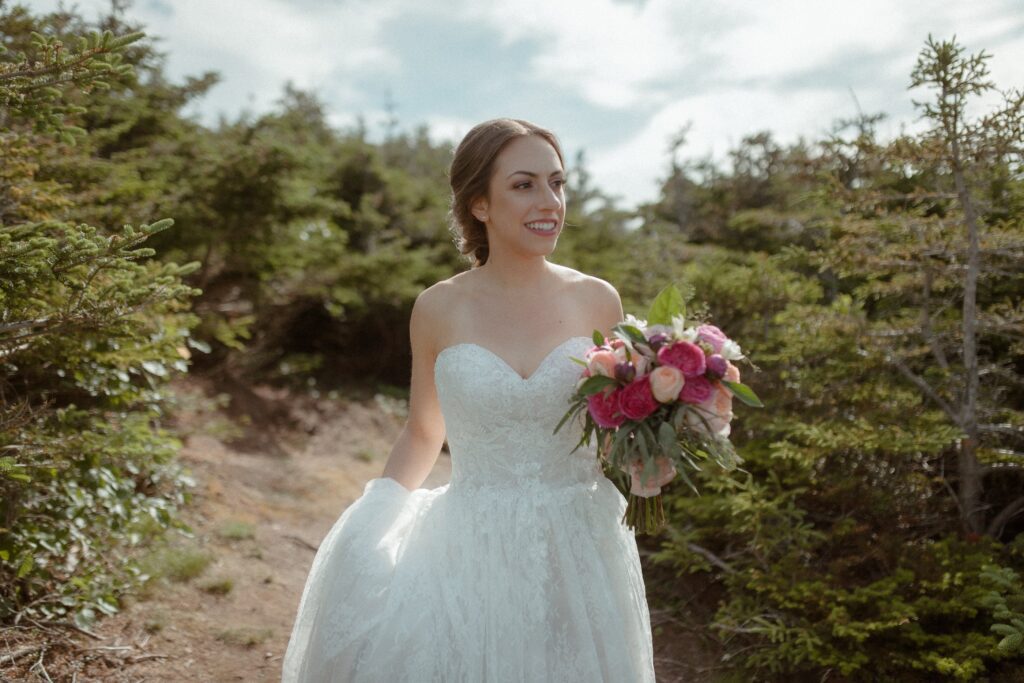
[982, 462, 1024, 474]
[979, 423, 1024, 438]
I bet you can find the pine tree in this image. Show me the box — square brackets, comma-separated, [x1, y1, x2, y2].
[0, 4, 200, 626]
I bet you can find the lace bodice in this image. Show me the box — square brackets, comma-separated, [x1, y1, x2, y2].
[434, 335, 603, 490]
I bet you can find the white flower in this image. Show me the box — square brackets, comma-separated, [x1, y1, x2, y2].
[671, 314, 687, 339]
[645, 323, 672, 337]
[624, 313, 647, 332]
[721, 339, 745, 360]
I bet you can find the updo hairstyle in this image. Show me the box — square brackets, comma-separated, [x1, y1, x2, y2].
[448, 118, 565, 268]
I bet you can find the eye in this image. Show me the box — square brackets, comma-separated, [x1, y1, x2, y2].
[552, 178, 567, 189]
[514, 181, 532, 190]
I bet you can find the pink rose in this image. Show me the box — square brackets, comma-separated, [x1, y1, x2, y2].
[586, 349, 618, 378]
[649, 365, 685, 403]
[626, 456, 677, 497]
[587, 388, 626, 428]
[657, 341, 706, 377]
[679, 375, 714, 404]
[696, 324, 728, 354]
[618, 375, 660, 421]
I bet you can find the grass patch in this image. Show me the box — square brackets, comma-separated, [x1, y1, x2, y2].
[215, 626, 273, 647]
[137, 543, 213, 584]
[354, 448, 375, 462]
[217, 519, 256, 541]
[143, 609, 169, 634]
[198, 576, 234, 595]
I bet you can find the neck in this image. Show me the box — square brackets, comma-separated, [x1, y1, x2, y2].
[477, 251, 553, 292]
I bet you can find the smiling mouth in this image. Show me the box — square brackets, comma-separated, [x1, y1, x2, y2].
[525, 220, 558, 235]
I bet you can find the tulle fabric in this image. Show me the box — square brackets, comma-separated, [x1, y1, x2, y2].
[282, 336, 656, 682]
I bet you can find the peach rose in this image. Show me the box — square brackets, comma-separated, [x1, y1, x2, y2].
[649, 365, 685, 403]
[586, 349, 618, 378]
[627, 456, 677, 497]
[684, 391, 732, 437]
[712, 383, 733, 416]
[724, 361, 740, 383]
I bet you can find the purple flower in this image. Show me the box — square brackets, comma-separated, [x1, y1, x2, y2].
[705, 354, 728, 379]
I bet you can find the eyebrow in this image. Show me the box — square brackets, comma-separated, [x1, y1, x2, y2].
[506, 170, 565, 179]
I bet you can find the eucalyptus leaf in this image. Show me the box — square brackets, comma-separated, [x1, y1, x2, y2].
[720, 379, 764, 407]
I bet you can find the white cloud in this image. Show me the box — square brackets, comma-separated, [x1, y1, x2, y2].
[455, 0, 697, 109]
[588, 87, 853, 208]
[33, 0, 404, 121]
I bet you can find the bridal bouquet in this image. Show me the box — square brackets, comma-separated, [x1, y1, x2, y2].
[554, 284, 763, 534]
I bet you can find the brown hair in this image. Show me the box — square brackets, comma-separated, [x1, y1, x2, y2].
[448, 118, 565, 268]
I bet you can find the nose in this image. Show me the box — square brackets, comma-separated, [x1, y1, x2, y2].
[539, 182, 563, 211]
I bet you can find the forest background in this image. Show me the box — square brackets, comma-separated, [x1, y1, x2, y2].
[2, 2, 1023, 681]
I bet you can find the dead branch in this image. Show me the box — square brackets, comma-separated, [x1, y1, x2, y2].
[284, 534, 318, 552]
[0, 645, 43, 666]
[687, 542, 737, 575]
[24, 618, 102, 641]
[986, 495, 1024, 537]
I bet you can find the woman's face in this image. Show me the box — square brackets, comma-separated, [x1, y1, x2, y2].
[472, 135, 566, 259]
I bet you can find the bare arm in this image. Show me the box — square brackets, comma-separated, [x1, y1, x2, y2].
[381, 287, 447, 491]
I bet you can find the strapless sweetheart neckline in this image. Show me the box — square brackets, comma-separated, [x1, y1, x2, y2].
[434, 335, 592, 382]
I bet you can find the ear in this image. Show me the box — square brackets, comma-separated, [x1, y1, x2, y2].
[471, 196, 489, 223]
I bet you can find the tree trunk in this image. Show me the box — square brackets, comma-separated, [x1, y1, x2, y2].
[952, 137, 985, 535]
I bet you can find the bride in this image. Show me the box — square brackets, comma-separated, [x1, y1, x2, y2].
[282, 118, 656, 682]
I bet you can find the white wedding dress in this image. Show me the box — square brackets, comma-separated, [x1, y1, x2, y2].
[282, 335, 656, 682]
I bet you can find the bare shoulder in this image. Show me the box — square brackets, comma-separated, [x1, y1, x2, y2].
[551, 265, 623, 334]
[411, 272, 473, 352]
[411, 278, 454, 354]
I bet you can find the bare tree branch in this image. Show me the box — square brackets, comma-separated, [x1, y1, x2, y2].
[986, 495, 1024, 537]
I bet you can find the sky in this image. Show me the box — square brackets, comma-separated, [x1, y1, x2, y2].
[30, 0, 1024, 210]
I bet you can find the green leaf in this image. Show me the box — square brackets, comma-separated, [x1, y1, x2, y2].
[646, 283, 685, 325]
[658, 422, 681, 459]
[592, 330, 605, 346]
[17, 553, 33, 579]
[720, 379, 763, 407]
[613, 323, 647, 346]
[553, 402, 584, 435]
[579, 375, 617, 396]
